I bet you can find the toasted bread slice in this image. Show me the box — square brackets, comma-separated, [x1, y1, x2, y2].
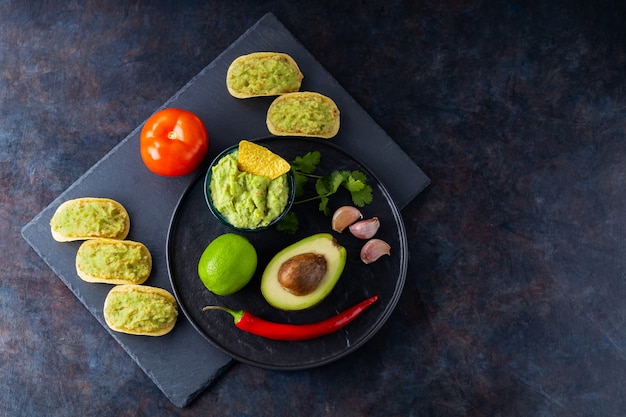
[76, 239, 152, 285]
[103, 285, 178, 336]
[266, 92, 340, 139]
[226, 52, 303, 98]
[50, 197, 130, 242]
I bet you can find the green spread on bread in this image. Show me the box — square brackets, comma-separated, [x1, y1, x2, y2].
[103, 285, 178, 336]
[50, 198, 129, 241]
[266, 92, 340, 138]
[227, 52, 303, 98]
[76, 239, 152, 285]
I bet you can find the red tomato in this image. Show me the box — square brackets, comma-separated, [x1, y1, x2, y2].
[140, 108, 209, 176]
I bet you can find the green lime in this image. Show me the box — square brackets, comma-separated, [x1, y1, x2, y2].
[197, 233, 258, 296]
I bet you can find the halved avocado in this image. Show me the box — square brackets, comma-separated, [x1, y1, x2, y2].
[261, 233, 347, 311]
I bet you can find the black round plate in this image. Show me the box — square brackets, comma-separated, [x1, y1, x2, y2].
[166, 137, 408, 370]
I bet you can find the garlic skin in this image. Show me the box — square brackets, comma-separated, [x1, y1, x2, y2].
[360, 239, 391, 264]
[349, 217, 380, 240]
[331, 206, 362, 232]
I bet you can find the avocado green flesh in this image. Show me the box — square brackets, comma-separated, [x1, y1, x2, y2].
[104, 291, 176, 333]
[268, 96, 337, 135]
[261, 233, 346, 311]
[77, 241, 150, 283]
[228, 55, 302, 96]
[51, 201, 127, 238]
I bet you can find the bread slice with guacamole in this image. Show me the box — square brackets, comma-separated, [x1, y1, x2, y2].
[50, 197, 130, 242]
[266, 92, 340, 139]
[103, 284, 178, 336]
[76, 239, 152, 285]
[226, 52, 304, 98]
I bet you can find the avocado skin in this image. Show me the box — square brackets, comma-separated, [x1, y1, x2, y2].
[261, 233, 347, 311]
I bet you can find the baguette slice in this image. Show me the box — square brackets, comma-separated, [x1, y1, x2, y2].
[266, 92, 340, 139]
[103, 285, 178, 336]
[226, 52, 303, 98]
[76, 239, 152, 285]
[50, 197, 130, 242]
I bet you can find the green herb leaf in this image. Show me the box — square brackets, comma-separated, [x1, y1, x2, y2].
[293, 172, 309, 197]
[275, 211, 299, 234]
[344, 170, 373, 206]
[319, 194, 330, 215]
[291, 151, 320, 174]
[344, 174, 365, 193]
[350, 183, 373, 207]
[315, 171, 344, 197]
[349, 170, 368, 183]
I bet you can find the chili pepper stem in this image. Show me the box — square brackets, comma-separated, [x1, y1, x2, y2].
[202, 305, 244, 324]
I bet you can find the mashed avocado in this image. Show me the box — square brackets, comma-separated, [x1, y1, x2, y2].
[104, 289, 177, 334]
[227, 53, 303, 97]
[267, 92, 339, 137]
[209, 150, 289, 229]
[51, 200, 127, 239]
[77, 240, 151, 284]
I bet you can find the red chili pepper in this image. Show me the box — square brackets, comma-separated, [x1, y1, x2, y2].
[202, 295, 378, 341]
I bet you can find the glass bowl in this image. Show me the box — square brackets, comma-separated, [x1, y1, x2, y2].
[203, 144, 295, 232]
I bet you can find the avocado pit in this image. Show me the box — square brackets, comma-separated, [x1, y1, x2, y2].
[278, 252, 327, 296]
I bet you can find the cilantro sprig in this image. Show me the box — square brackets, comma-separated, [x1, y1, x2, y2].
[300, 169, 372, 213]
[276, 151, 373, 234]
[292, 151, 373, 213]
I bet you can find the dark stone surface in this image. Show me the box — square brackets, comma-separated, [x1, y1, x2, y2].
[2, 1, 625, 416]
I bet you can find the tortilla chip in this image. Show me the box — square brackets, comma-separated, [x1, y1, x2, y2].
[237, 140, 291, 179]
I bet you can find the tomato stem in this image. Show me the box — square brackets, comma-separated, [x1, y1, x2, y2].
[167, 130, 178, 140]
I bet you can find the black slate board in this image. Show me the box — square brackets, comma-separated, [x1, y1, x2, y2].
[21, 13, 430, 408]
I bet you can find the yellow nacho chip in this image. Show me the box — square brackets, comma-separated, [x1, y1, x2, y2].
[237, 140, 291, 180]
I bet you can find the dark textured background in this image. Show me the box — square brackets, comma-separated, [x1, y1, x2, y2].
[2, 1, 625, 416]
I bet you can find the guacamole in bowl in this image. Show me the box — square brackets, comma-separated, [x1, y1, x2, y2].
[204, 144, 295, 231]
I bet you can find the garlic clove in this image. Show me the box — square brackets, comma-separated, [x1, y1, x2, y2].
[331, 206, 363, 232]
[360, 239, 391, 264]
[349, 217, 380, 240]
